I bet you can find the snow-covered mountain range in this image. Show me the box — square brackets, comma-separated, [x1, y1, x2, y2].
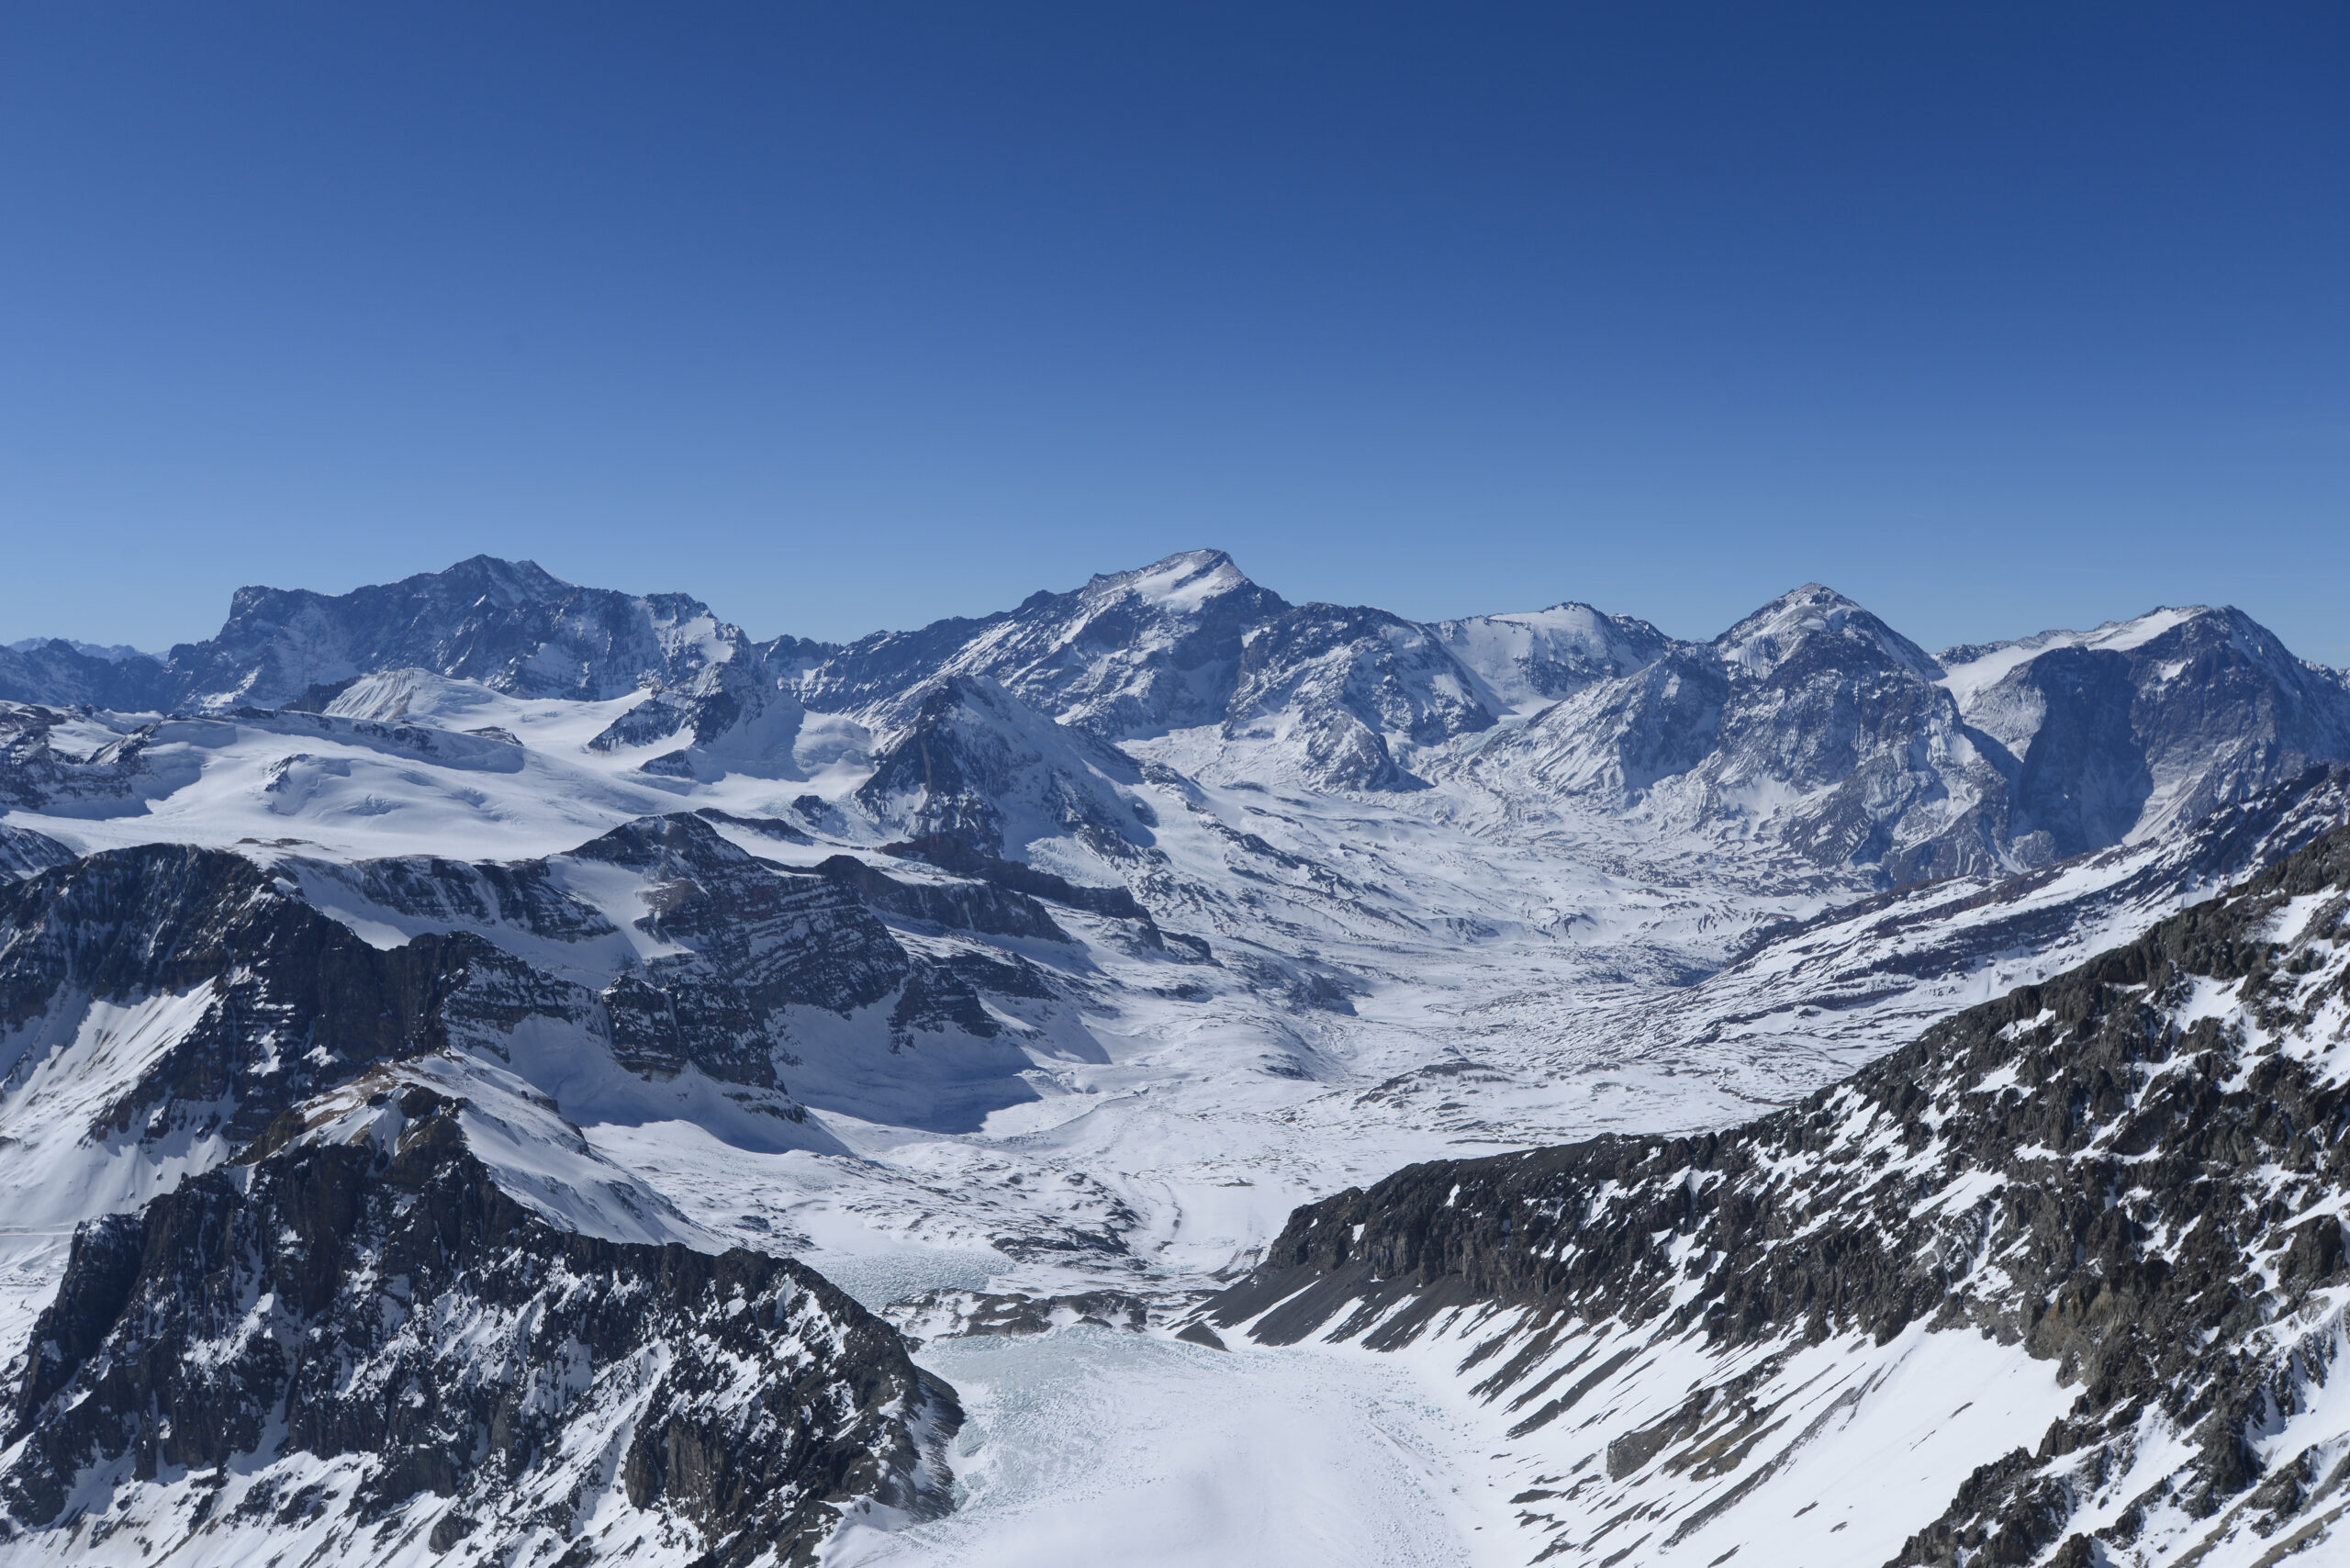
[2, 550, 2347, 1566]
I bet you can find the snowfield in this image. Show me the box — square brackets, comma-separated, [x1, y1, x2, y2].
[5, 551, 2349, 1564]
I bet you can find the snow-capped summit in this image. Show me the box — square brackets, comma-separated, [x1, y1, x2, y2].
[169, 554, 745, 708]
[1429, 602, 1680, 717]
[800, 547, 1291, 738]
[1712, 581, 1945, 682]
[1942, 601, 2350, 855]
[9, 549, 2350, 1568]
[1077, 546, 1255, 616]
[1465, 582, 2007, 880]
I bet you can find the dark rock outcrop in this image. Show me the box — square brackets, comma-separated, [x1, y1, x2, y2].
[1211, 817, 2350, 1565]
[3, 1090, 957, 1563]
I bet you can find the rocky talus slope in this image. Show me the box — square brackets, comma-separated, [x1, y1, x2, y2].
[1210, 820, 2350, 1567]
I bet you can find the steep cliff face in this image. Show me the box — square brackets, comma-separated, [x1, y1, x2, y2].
[1210, 819, 2350, 1567]
[0, 842, 568, 1172]
[167, 554, 749, 708]
[1948, 604, 2350, 854]
[0, 1078, 957, 1566]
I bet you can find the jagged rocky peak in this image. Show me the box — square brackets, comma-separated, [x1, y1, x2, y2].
[1208, 816, 2350, 1567]
[1218, 601, 1495, 791]
[0, 1070, 957, 1565]
[148, 554, 759, 711]
[1713, 580, 1945, 681]
[800, 546, 1292, 739]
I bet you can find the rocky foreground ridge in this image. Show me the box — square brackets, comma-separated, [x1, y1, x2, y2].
[0, 821, 1028, 1564]
[1209, 819, 2350, 1567]
[4, 1072, 957, 1567]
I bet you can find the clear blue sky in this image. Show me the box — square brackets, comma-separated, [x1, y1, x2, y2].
[3, 3, 2344, 660]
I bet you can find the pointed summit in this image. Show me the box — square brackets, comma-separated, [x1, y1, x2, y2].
[1077, 549, 1259, 616]
[1713, 584, 1943, 681]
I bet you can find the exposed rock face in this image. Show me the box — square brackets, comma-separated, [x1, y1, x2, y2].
[796, 552, 1510, 790]
[1211, 817, 2350, 1566]
[1220, 603, 1492, 790]
[799, 548, 1291, 737]
[887, 1286, 1153, 1345]
[0, 557, 803, 719]
[0, 821, 1004, 1562]
[0, 843, 567, 1159]
[1465, 585, 2016, 881]
[0, 641, 170, 712]
[852, 675, 1159, 863]
[295, 811, 1064, 1129]
[0, 703, 173, 814]
[12, 554, 2345, 890]
[1467, 588, 2350, 887]
[0, 823, 72, 881]
[1948, 603, 2350, 853]
[169, 554, 744, 707]
[2, 1083, 957, 1565]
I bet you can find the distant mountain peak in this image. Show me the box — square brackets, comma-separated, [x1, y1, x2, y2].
[4, 636, 157, 664]
[1078, 548, 1257, 614]
[1714, 582, 1943, 681]
[427, 554, 574, 604]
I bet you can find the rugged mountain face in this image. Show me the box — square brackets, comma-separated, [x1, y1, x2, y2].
[851, 675, 1160, 868]
[798, 548, 1290, 736]
[0, 825, 70, 881]
[2, 1070, 957, 1566]
[297, 810, 1089, 1133]
[0, 556, 792, 717]
[1464, 588, 2350, 888]
[15, 554, 2342, 888]
[6, 548, 2350, 1565]
[0, 703, 176, 816]
[1209, 816, 2350, 1568]
[1946, 604, 2350, 857]
[1218, 603, 1494, 790]
[795, 552, 1509, 790]
[1429, 602, 1682, 717]
[1463, 586, 2006, 881]
[170, 554, 752, 707]
[0, 640, 170, 712]
[0, 842, 577, 1196]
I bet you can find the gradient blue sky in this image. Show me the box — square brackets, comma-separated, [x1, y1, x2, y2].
[3, 3, 2344, 660]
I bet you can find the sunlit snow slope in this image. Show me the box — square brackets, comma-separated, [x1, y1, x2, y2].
[3, 550, 2348, 1566]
